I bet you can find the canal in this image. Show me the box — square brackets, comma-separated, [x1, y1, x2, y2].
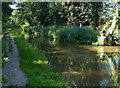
[23, 32, 120, 86]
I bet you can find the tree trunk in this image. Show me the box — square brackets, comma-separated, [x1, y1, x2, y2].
[98, 2, 119, 46]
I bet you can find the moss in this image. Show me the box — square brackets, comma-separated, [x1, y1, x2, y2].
[10, 32, 67, 87]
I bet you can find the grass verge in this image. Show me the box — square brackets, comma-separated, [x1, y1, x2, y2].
[2, 35, 8, 84]
[2, 35, 7, 65]
[11, 32, 67, 87]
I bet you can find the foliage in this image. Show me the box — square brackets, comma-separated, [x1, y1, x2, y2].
[3, 2, 120, 45]
[9, 31, 67, 86]
[3, 23, 13, 29]
[2, 35, 7, 65]
[2, 36, 7, 57]
[89, 2, 103, 30]
[2, 2, 12, 23]
[13, 2, 93, 27]
[17, 2, 50, 26]
[21, 25, 99, 44]
[107, 35, 120, 46]
[59, 2, 90, 26]
[2, 23, 19, 32]
[21, 25, 49, 36]
[55, 26, 99, 44]
[0, 2, 1, 21]
[97, 1, 120, 45]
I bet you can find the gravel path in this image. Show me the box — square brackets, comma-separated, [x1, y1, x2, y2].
[3, 35, 28, 86]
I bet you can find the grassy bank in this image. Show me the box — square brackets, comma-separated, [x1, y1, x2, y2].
[10, 32, 67, 87]
[2, 35, 7, 65]
[2, 34, 8, 84]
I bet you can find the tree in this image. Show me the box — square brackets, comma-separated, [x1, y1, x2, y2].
[64, 2, 90, 26]
[89, 2, 103, 30]
[98, 1, 119, 45]
[14, 2, 92, 27]
[2, 2, 12, 23]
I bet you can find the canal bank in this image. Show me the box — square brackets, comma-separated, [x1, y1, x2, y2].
[8, 31, 67, 87]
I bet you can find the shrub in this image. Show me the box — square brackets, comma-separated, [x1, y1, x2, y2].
[21, 25, 49, 36]
[55, 26, 99, 44]
[2, 23, 15, 30]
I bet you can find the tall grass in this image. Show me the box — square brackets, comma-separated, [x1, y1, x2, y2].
[2, 36, 7, 65]
[55, 26, 99, 44]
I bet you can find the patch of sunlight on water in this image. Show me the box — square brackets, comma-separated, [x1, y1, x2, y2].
[62, 70, 119, 76]
[77, 45, 120, 53]
[46, 51, 66, 54]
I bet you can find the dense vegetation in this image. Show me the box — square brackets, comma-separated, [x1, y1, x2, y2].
[2, 36, 7, 65]
[2, 2, 12, 23]
[3, 1, 120, 45]
[1, 1, 120, 87]
[55, 26, 98, 44]
[21, 25, 99, 44]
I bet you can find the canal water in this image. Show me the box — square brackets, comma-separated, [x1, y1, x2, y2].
[23, 32, 120, 86]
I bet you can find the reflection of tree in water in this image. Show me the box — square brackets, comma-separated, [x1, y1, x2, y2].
[97, 47, 120, 86]
[22, 32, 120, 86]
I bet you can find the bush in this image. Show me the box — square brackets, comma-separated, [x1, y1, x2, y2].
[2, 23, 14, 30]
[21, 25, 49, 36]
[55, 26, 99, 44]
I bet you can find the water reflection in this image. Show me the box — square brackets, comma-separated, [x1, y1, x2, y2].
[22, 32, 120, 87]
[97, 47, 120, 86]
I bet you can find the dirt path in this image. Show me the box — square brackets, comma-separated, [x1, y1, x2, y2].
[3, 35, 28, 86]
